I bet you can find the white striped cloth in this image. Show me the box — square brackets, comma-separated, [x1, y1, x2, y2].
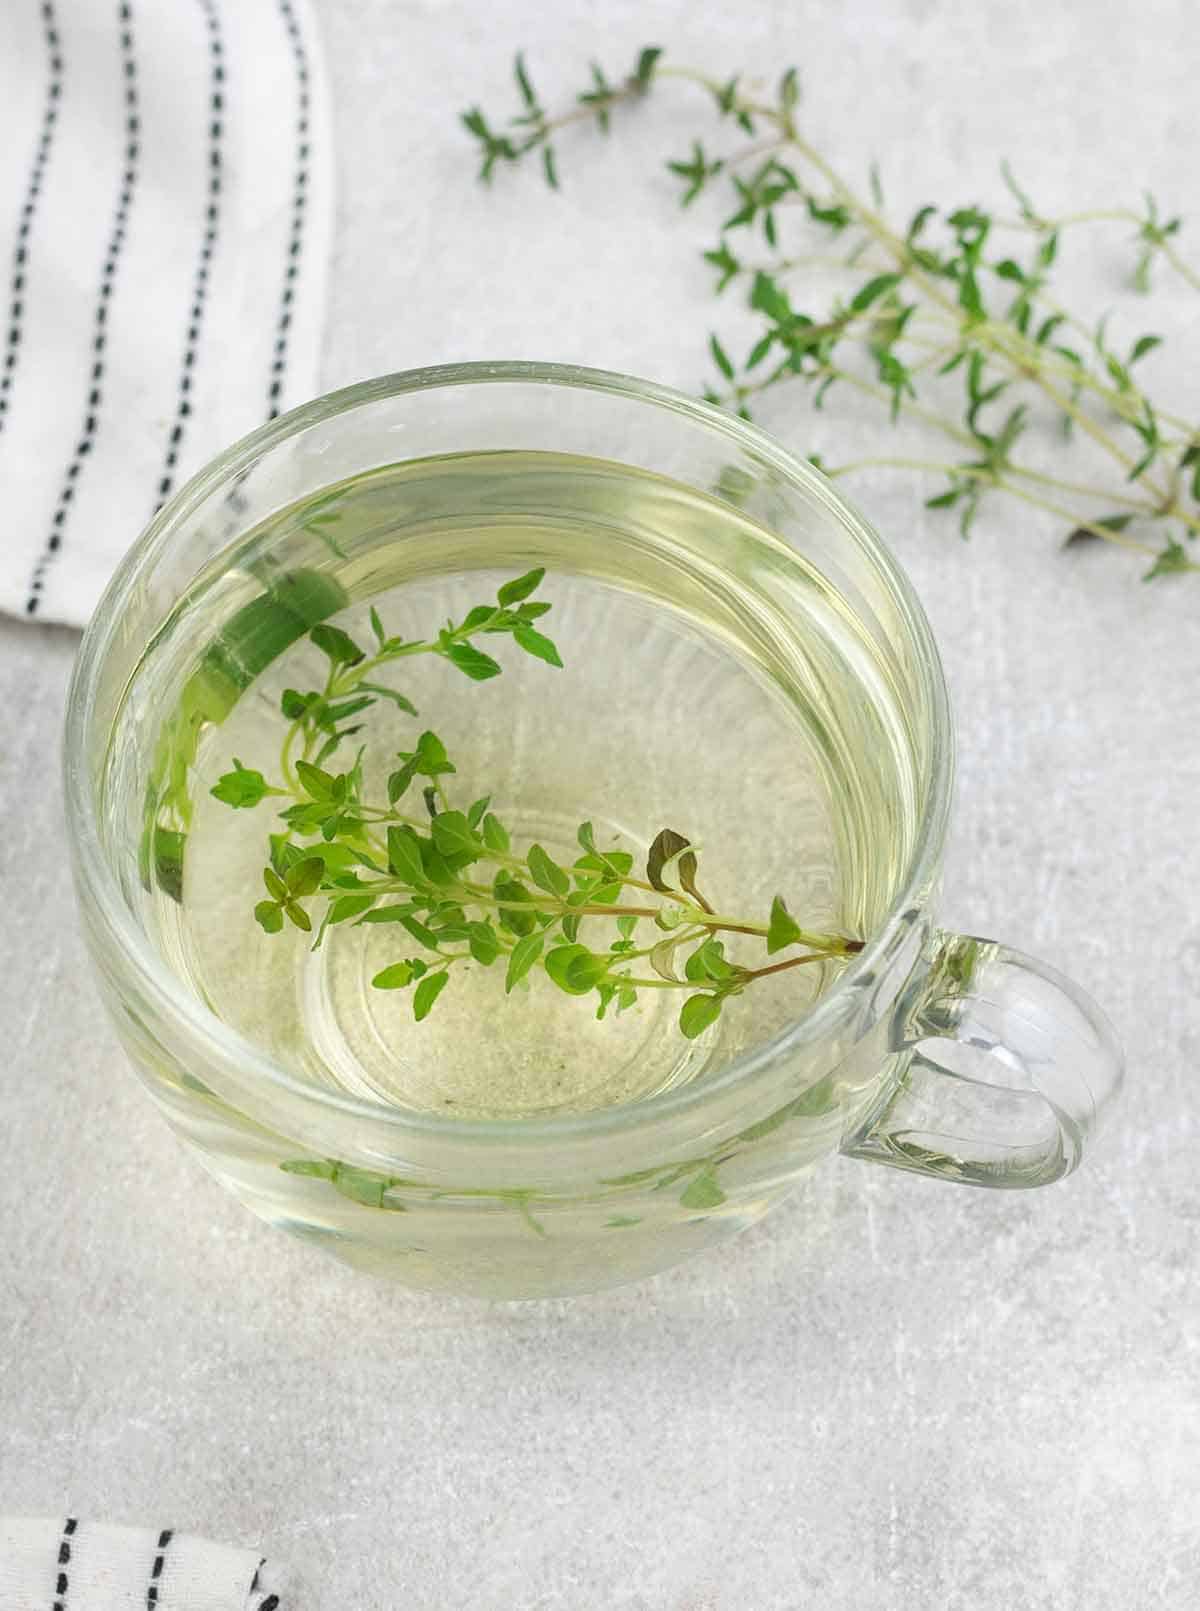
[0, 0, 333, 626]
[0, 1519, 288, 1610]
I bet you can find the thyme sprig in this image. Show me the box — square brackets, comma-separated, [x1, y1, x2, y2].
[212, 570, 861, 1038]
[462, 50, 1199, 581]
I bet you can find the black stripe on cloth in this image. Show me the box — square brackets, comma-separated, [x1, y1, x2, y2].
[249, 1558, 279, 1611]
[52, 1516, 77, 1611]
[26, 0, 140, 616]
[0, 0, 65, 435]
[146, 1527, 174, 1609]
[152, 0, 224, 511]
[267, 0, 311, 420]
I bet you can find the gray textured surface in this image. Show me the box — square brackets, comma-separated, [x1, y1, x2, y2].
[3, 1, 1199, 1605]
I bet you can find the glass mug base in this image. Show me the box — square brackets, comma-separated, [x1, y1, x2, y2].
[65, 364, 1122, 1299]
[120, 998, 880, 1301]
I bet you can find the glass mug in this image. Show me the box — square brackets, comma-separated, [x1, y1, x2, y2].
[64, 363, 1122, 1299]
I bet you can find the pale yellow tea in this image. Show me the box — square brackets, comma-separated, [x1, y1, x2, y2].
[117, 451, 916, 1122]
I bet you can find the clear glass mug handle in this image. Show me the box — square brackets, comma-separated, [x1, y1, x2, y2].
[844, 932, 1123, 1188]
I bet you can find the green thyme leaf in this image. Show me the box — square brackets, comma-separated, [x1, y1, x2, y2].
[482, 812, 511, 853]
[680, 1165, 726, 1209]
[280, 1157, 337, 1180]
[467, 921, 501, 964]
[280, 688, 316, 722]
[309, 624, 365, 667]
[679, 993, 722, 1039]
[631, 45, 661, 90]
[512, 623, 563, 667]
[495, 876, 537, 936]
[460, 606, 498, 633]
[357, 682, 418, 715]
[373, 961, 416, 989]
[413, 970, 450, 1020]
[497, 566, 545, 605]
[1063, 512, 1133, 548]
[704, 240, 741, 290]
[399, 913, 440, 949]
[431, 810, 485, 860]
[412, 731, 454, 776]
[849, 273, 902, 312]
[360, 902, 417, 924]
[685, 937, 735, 982]
[667, 140, 723, 206]
[709, 332, 735, 380]
[544, 943, 605, 994]
[418, 840, 460, 886]
[263, 867, 288, 901]
[294, 760, 335, 800]
[1143, 539, 1193, 581]
[444, 641, 503, 681]
[767, 894, 805, 953]
[330, 1166, 406, 1209]
[387, 760, 417, 803]
[286, 857, 325, 897]
[514, 51, 537, 109]
[527, 843, 570, 897]
[254, 900, 284, 934]
[328, 894, 376, 925]
[387, 825, 427, 885]
[506, 932, 544, 992]
[212, 759, 277, 809]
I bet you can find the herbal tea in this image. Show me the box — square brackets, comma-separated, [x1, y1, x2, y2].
[121, 451, 916, 1120]
[73, 371, 1119, 1296]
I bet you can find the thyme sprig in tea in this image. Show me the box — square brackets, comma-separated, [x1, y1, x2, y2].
[461, 50, 1199, 581]
[212, 569, 862, 1039]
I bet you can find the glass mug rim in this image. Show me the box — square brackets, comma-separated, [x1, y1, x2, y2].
[63, 359, 954, 1149]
